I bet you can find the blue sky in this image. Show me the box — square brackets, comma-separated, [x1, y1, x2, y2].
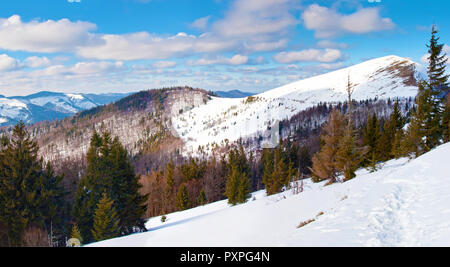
[0, 0, 448, 96]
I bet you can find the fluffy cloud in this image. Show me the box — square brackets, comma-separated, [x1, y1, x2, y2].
[0, 54, 21, 72]
[24, 56, 52, 68]
[212, 0, 297, 38]
[76, 0, 297, 60]
[273, 49, 344, 64]
[302, 4, 395, 38]
[0, 15, 98, 53]
[33, 61, 125, 76]
[190, 16, 211, 30]
[0, 0, 298, 61]
[152, 61, 177, 69]
[187, 54, 248, 66]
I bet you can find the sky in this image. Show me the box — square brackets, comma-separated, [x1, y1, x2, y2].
[0, 0, 448, 96]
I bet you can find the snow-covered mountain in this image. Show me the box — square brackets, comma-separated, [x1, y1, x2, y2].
[20, 55, 420, 162]
[0, 91, 130, 126]
[89, 142, 450, 247]
[173, 55, 420, 154]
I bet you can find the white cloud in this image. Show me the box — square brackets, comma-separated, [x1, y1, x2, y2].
[24, 56, 51, 68]
[0, 15, 98, 53]
[273, 49, 344, 64]
[302, 4, 395, 38]
[33, 61, 126, 76]
[76, 0, 297, 60]
[190, 16, 211, 30]
[152, 61, 177, 69]
[187, 54, 248, 66]
[0, 54, 20, 72]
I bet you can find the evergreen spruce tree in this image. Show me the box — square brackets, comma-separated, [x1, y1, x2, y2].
[261, 148, 274, 192]
[92, 193, 120, 242]
[298, 146, 312, 176]
[73, 131, 147, 243]
[71, 224, 83, 244]
[237, 170, 251, 203]
[225, 166, 240, 205]
[427, 25, 449, 96]
[362, 113, 381, 169]
[443, 96, 450, 143]
[197, 189, 207, 206]
[176, 183, 189, 210]
[405, 81, 439, 156]
[0, 122, 66, 246]
[336, 127, 365, 181]
[405, 24, 449, 155]
[391, 128, 406, 158]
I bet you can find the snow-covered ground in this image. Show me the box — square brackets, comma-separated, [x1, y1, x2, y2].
[90, 142, 450, 247]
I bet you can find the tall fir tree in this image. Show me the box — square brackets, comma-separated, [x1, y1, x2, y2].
[443, 96, 450, 143]
[176, 183, 189, 210]
[427, 25, 449, 96]
[298, 146, 312, 176]
[405, 81, 440, 156]
[0, 122, 66, 247]
[71, 223, 83, 244]
[336, 127, 365, 181]
[91, 193, 120, 242]
[362, 113, 381, 169]
[73, 131, 147, 243]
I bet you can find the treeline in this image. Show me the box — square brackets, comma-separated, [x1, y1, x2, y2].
[139, 140, 312, 217]
[0, 125, 147, 246]
[310, 25, 450, 185]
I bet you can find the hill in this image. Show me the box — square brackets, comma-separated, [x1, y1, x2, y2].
[89, 142, 450, 247]
[0, 91, 129, 126]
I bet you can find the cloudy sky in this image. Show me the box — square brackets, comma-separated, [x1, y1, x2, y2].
[0, 0, 448, 96]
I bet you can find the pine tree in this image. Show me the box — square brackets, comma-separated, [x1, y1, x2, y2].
[443, 96, 450, 143]
[405, 81, 440, 156]
[197, 189, 207, 206]
[427, 25, 449, 96]
[176, 183, 189, 210]
[376, 101, 405, 161]
[362, 113, 381, 169]
[391, 128, 406, 158]
[298, 146, 312, 176]
[92, 193, 120, 242]
[336, 128, 364, 181]
[73, 131, 147, 243]
[225, 166, 240, 205]
[0, 122, 66, 246]
[71, 224, 83, 244]
[310, 109, 346, 184]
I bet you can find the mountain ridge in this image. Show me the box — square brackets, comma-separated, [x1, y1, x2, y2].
[0, 91, 131, 126]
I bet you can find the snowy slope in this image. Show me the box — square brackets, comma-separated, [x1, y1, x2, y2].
[173, 55, 419, 153]
[90, 142, 450, 247]
[0, 91, 129, 126]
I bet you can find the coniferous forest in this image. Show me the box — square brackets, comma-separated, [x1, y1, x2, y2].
[0, 24, 449, 247]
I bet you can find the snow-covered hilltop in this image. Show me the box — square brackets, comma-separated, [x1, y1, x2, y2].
[90, 142, 450, 247]
[173, 55, 420, 154]
[0, 91, 129, 126]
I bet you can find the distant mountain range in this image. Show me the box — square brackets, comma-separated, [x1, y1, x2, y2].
[214, 90, 254, 98]
[0, 91, 130, 126]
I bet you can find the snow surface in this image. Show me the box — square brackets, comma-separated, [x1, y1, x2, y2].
[173, 56, 419, 154]
[89, 143, 450, 247]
